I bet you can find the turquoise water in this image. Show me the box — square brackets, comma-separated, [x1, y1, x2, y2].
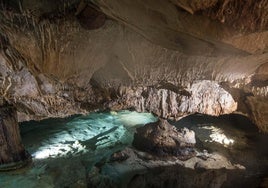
[1, 111, 267, 187]
[0, 110, 157, 188]
[171, 114, 268, 187]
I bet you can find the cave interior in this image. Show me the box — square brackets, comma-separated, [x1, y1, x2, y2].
[0, 0, 268, 187]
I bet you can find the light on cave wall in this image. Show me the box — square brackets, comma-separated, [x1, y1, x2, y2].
[31, 111, 157, 159]
[202, 126, 234, 147]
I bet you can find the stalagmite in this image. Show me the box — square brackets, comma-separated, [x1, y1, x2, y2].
[0, 102, 30, 171]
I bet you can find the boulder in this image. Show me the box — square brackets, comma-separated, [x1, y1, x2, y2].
[132, 119, 196, 160]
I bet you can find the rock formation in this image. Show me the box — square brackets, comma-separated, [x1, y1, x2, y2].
[0, 0, 267, 133]
[0, 102, 30, 170]
[132, 119, 196, 160]
[88, 147, 245, 188]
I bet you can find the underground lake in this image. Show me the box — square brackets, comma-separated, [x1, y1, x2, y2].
[1, 1, 268, 187]
[0, 110, 267, 188]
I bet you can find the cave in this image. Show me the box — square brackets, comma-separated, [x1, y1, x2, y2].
[0, 0, 268, 187]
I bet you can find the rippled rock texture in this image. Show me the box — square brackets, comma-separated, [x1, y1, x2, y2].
[0, 0, 268, 131]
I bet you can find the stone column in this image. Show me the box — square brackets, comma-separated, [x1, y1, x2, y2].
[0, 104, 31, 171]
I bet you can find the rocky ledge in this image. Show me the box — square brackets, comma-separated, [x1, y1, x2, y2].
[88, 147, 245, 188]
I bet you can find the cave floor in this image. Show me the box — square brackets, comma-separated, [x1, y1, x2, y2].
[0, 111, 267, 188]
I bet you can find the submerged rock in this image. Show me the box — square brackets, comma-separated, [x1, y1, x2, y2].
[110, 151, 129, 162]
[132, 119, 196, 160]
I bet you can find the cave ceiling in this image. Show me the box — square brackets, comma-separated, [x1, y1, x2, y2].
[0, 0, 268, 132]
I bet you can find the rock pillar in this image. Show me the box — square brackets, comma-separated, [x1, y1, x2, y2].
[0, 104, 30, 171]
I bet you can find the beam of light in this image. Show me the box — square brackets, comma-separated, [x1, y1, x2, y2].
[202, 125, 234, 147]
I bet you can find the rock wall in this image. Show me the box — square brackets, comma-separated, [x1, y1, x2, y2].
[106, 81, 237, 120]
[0, 1, 268, 132]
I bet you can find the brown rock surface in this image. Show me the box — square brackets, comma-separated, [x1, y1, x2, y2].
[88, 147, 245, 188]
[132, 119, 196, 160]
[0, 1, 268, 132]
[0, 104, 30, 170]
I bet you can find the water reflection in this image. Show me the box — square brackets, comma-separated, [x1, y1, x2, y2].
[21, 110, 157, 159]
[0, 111, 157, 188]
[202, 125, 235, 147]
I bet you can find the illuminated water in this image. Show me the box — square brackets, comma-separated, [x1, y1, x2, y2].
[0, 111, 267, 187]
[0, 110, 157, 188]
[171, 114, 268, 187]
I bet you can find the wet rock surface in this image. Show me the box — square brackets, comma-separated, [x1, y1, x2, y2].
[132, 119, 196, 160]
[87, 114, 268, 188]
[88, 147, 245, 188]
[109, 151, 129, 162]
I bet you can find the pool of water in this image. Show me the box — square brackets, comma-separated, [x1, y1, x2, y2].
[171, 114, 268, 187]
[0, 110, 157, 188]
[0, 111, 267, 187]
